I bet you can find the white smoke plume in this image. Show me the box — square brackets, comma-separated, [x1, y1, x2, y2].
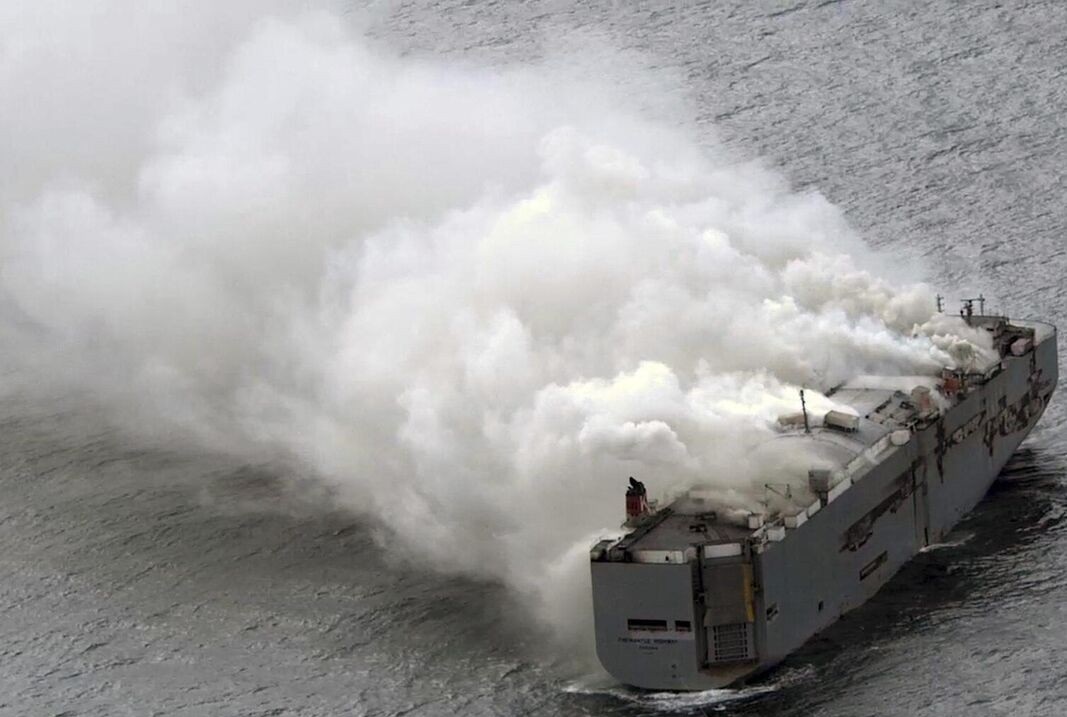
[0, 3, 995, 653]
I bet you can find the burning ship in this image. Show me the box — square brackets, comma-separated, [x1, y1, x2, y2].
[589, 303, 1058, 690]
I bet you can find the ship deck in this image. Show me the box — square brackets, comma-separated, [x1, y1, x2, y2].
[624, 513, 751, 552]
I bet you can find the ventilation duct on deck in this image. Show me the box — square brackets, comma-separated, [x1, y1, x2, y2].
[824, 409, 859, 432]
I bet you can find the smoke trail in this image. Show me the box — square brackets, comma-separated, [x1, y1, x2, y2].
[0, 4, 995, 654]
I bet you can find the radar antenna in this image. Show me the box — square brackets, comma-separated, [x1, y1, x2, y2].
[960, 294, 986, 321]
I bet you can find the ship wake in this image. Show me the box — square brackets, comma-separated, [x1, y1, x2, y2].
[562, 675, 780, 711]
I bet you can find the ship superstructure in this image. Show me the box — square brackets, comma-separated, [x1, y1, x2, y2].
[590, 309, 1057, 690]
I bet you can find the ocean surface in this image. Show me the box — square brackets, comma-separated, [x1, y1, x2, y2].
[3, 1, 1066, 715]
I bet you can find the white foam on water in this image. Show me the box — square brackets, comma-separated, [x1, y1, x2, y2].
[562, 675, 779, 711]
[920, 531, 976, 553]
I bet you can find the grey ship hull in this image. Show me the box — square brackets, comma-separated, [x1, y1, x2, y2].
[590, 318, 1058, 691]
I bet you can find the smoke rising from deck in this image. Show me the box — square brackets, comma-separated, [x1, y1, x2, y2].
[0, 3, 995, 652]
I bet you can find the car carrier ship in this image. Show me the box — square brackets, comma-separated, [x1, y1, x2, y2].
[589, 302, 1058, 690]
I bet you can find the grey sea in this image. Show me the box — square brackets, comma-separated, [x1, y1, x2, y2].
[2, 1, 1066, 715]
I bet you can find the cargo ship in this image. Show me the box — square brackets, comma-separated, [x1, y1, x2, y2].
[589, 304, 1058, 690]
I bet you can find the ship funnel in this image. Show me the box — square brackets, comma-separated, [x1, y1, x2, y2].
[625, 476, 650, 524]
[910, 386, 934, 415]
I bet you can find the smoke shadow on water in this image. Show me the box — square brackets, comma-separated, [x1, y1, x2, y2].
[0, 393, 555, 714]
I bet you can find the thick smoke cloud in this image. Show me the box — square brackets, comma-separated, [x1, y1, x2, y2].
[1, 3, 994, 653]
